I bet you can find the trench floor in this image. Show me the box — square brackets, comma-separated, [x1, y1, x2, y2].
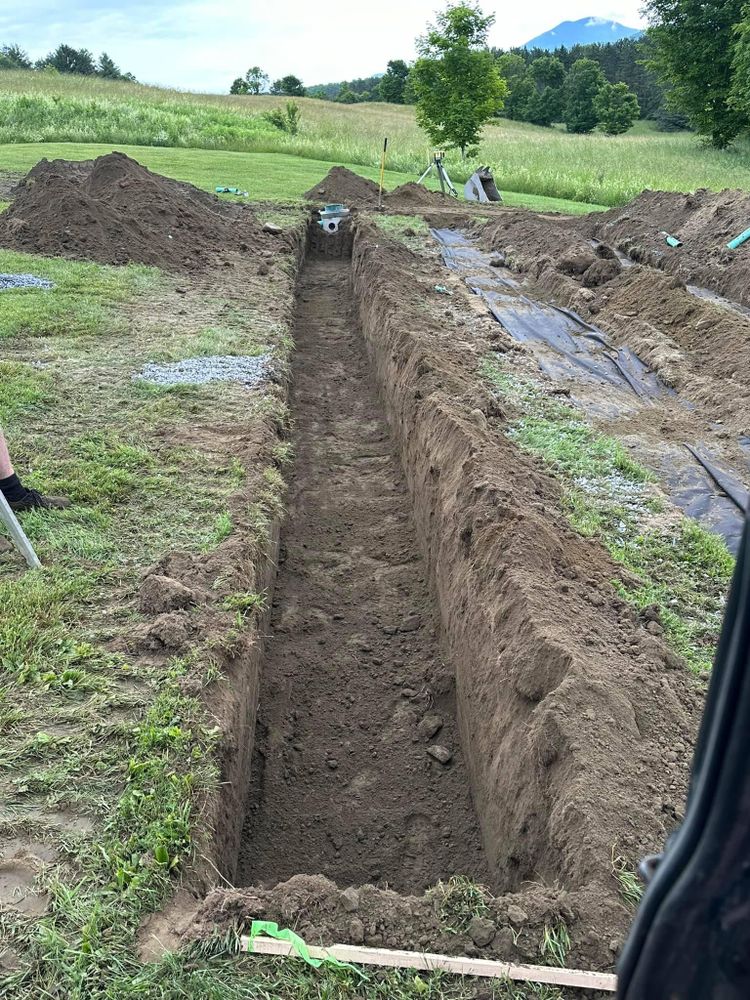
[237, 256, 489, 892]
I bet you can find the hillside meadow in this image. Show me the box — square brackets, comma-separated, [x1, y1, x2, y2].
[0, 69, 749, 206]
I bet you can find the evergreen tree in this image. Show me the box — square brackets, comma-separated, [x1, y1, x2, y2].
[564, 58, 605, 133]
[595, 81, 641, 133]
[729, 5, 750, 118]
[39, 44, 97, 75]
[0, 44, 32, 70]
[97, 52, 121, 79]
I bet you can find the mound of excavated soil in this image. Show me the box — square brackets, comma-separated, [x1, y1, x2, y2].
[386, 182, 453, 209]
[578, 188, 750, 307]
[0, 152, 266, 271]
[303, 166, 381, 206]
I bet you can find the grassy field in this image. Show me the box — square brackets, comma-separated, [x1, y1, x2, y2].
[0, 142, 605, 213]
[1, 69, 749, 206]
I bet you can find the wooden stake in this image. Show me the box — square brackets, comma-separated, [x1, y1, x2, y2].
[241, 935, 617, 992]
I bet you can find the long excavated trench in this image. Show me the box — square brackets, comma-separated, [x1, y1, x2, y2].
[175, 220, 702, 971]
[237, 247, 489, 892]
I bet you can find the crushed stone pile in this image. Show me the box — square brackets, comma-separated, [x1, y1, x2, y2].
[0, 152, 266, 271]
[0, 273, 53, 290]
[303, 166, 381, 207]
[135, 354, 272, 388]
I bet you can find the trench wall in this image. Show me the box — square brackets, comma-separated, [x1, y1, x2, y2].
[349, 225, 698, 902]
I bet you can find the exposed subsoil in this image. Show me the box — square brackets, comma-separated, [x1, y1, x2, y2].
[476, 209, 750, 437]
[237, 254, 489, 892]
[143, 221, 705, 976]
[579, 187, 750, 307]
[0, 152, 287, 271]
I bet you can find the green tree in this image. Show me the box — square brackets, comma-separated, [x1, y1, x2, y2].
[496, 52, 533, 119]
[564, 57, 605, 132]
[336, 86, 357, 103]
[529, 54, 565, 89]
[97, 52, 121, 79]
[271, 74, 306, 96]
[39, 44, 96, 75]
[525, 86, 564, 126]
[379, 59, 410, 103]
[411, 2, 507, 158]
[244, 66, 269, 94]
[645, 0, 748, 146]
[0, 44, 32, 70]
[230, 77, 249, 94]
[729, 5, 750, 118]
[594, 81, 641, 133]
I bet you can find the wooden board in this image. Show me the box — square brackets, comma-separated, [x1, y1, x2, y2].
[241, 935, 618, 992]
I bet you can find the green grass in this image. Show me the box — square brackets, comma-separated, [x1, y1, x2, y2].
[437, 876, 491, 935]
[482, 358, 734, 674]
[0, 141, 604, 213]
[0, 243, 299, 997]
[1, 69, 749, 206]
[0, 249, 157, 339]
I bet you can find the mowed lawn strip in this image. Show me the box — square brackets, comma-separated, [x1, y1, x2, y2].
[0, 142, 606, 215]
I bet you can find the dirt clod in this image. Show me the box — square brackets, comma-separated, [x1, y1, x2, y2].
[468, 915, 497, 947]
[139, 574, 195, 614]
[418, 714, 444, 740]
[427, 745, 453, 765]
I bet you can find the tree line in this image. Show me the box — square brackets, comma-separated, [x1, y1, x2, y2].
[0, 43, 135, 81]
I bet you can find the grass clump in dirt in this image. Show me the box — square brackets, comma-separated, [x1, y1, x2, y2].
[611, 846, 644, 908]
[436, 875, 491, 934]
[482, 357, 734, 674]
[539, 921, 571, 968]
[372, 214, 431, 249]
[0, 249, 158, 340]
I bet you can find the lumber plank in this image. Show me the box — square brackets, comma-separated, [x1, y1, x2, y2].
[240, 935, 618, 992]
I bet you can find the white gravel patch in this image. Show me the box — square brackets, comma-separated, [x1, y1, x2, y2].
[0, 273, 54, 291]
[135, 354, 273, 388]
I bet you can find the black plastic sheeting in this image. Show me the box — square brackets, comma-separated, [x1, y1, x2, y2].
[433, 227, 750, 553]
[434, 228, 667, 402]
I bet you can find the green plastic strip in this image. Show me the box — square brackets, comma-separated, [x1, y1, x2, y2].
[248, 920, 365, 976]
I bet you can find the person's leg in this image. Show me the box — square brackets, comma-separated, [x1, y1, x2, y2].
[0, 428, 69, 511]
[0, 428, 26, 501]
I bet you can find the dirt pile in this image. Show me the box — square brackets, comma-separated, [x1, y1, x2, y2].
[579, 188, 750, 306]
[0, 152, 267, 271]
[303, 166, 381, 206]
[386, 181, 453, 209]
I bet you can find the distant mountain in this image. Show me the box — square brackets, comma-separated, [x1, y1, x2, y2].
[525, 17, 642, 50]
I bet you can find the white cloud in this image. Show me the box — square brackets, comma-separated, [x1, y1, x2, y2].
[2, 1, 648, 93]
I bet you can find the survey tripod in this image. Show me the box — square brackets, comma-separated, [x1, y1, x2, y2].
[417, 151, 458, 198]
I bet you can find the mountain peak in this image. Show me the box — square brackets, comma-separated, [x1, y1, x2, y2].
[524, 17, 642, 51]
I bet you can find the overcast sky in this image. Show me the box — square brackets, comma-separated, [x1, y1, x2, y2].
[0, 2, 647, 94]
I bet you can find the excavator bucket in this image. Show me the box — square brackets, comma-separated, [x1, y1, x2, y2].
[464, 166, 502, 203]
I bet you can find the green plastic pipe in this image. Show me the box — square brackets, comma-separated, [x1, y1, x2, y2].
[727, 227, 750, 250]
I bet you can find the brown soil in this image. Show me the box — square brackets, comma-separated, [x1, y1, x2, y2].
[387, 182, 455, 209]
[237, 255, 489, 892]
[476, 209, 750, 435]
[142, 224, 703, 975]
[303, 166, 381, 206]
[0, 152, 274, 271]
[578, 188, 750, 307]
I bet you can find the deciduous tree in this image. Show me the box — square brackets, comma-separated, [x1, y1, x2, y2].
[645, 0, 748, 146]
[271, 75, 306, 96]
[411, 2, 507, 158]
[563, 57, 605, 133]
[379, 59, 410, 103]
